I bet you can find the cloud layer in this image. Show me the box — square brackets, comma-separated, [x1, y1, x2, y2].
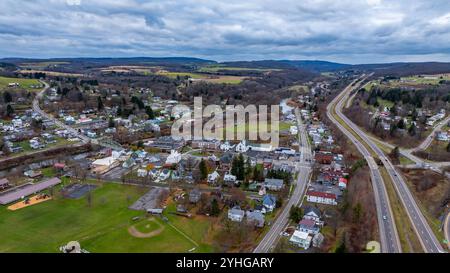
[1, 0, 449, 63]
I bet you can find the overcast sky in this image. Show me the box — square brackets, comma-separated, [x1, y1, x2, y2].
[1, 0, 450, 64]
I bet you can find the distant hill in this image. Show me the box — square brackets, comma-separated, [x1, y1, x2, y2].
[0, 57, 216, 66]
[278, 60, 351, 72]
[220, 60, 350, 72]
[352, 62, 450, 77]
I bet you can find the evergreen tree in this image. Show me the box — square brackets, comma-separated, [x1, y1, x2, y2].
[97, 96, 104, 111]
[108, 117, 115, 128]
[210, 198, 220, 216]
[6, 104, 14, 117]
[199, 159, 208, 180]
[408, 124, 416, 136]
[237, 153, 245, 180]
[146, 105, 155, 119]
[3, 91, 12, 103]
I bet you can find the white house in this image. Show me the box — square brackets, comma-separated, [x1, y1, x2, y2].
[235, 140, 249, 153]
[165, 150, 182, 165]
[207, 171, 220, 184]
[290, 125, 298, 135]
[223, 173, 237, 184]
[220, 141, 234, 152]
[137, 169, 148, 177]
[436, 131, 449, 142]
[289, 230, 312, 249]
[306, 191, 337, 205]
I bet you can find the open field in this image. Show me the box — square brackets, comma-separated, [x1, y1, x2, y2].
[156, 71, 246, 84]
[18, 70, 83, 77]
[0, 182, 215, 253]
[0, 76, 42, 91]
[19, 62, 70, 69]
[198, 65, 281, 73]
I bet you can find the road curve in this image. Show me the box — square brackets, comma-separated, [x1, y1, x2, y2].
[327, 76, 401, 253]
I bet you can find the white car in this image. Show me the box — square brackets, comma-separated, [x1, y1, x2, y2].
[383, 215, 387, 220]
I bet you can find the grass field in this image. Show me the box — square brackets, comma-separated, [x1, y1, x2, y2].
[0, 182, 215, 253]
[19, 62, 69, 69]
[0, 76, 42, 91]
[156, 71, 205, 79]
[198, 65, 280, 73]
[156, 71, 245, 84]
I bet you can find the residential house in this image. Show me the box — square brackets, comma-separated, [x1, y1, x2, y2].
[137, 169, 148, 177]
[223, 173, 237, 186]
[312, 233, 325, 248]
[208, 171, 220, 184]
[246, 210, 265, 228]
[189, 188, 201, 203]
[0, 178, 10, 191]
[306, 191, 337, 205]
[228, 206, 245, 222]
[289, 230, 312, 249]
[235, 140, 249, 153]
[264, 178, 284, 191]
[165, 150, 182, 165]
[158, 169, 171, 181]
[298, 219, 320, 235]
[303, 206, 323, 226]
[262, 194, 277, 213]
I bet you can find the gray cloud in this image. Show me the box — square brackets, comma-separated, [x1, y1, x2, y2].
[0, 0, 449, 63]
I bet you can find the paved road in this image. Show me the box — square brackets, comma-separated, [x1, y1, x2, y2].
[327, 76, 401, 253]
[253, 108, 312, 253]
[444, 213, 450, 250]
[333, 77, 445, 253]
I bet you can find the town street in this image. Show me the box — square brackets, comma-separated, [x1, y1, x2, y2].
[253, 107, 312, 253]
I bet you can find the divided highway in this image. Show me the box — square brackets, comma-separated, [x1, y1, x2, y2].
[253, 108, 312, 253]
[327, 77, 401, 253]
[330, 77, 445, 253]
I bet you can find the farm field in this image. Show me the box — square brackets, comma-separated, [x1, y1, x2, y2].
[198, 65, 280, 73]
[0, 182, 215, 253]
[0, 76, 42, 91]
[156, 71, 246, 84]
[19, 62, 70, 69]
[18, 70, 83, 77]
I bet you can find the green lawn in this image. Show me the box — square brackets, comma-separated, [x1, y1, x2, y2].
[0, 183, 214, 253]
[0, 76, 42, 91]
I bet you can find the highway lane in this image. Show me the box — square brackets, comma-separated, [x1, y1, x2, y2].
[253, 107, 312, 253]
[334, 78, 445, 253]
[326, 76, 401, 253]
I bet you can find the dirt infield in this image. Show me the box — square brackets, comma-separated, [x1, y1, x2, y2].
[128, 218, 165, 238]
[7, 195, 52, 211]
